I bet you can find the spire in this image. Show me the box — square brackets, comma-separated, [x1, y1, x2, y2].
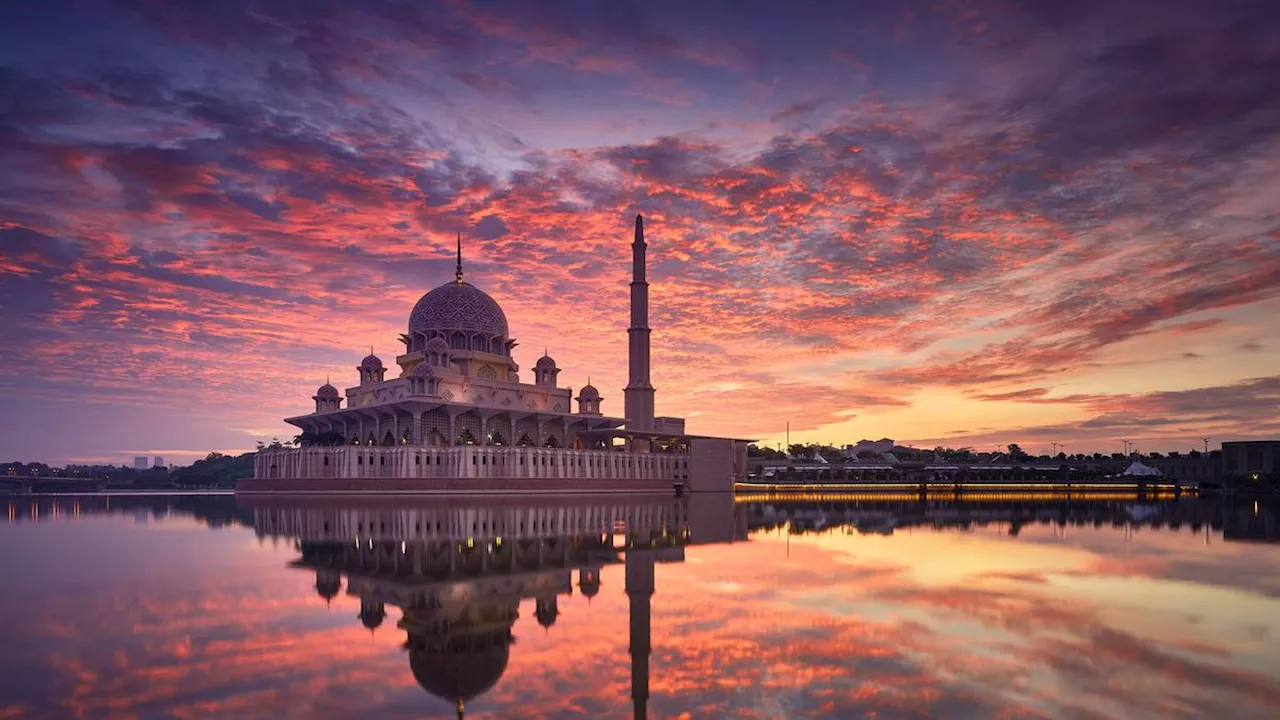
[455, 233, 464, 284]
[634, 213, 644, 246]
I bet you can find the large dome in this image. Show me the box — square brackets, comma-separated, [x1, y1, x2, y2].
[409, 631, 511, 704]
[409, 282, 509, 338]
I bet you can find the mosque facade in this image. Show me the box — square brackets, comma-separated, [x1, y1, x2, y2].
[247, 216, 750, 492]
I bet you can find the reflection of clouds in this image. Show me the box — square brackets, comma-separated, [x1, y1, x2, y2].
[2, 517, 1279, 718]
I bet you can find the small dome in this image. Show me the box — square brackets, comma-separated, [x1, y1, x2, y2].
[426, 337, 451, 354]
[315, 383, 339, 399]
[578, 383, 600, 399]
[360, 353, 383, 370]
[535, 354, 557, 369]
[411, 362, 436, 378]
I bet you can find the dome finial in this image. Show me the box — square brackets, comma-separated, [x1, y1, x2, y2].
[455, 233, 464, 284]
[456, 698, 465, 720]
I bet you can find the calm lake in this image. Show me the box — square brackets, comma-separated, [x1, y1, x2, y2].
[1, 493, 1278, 719]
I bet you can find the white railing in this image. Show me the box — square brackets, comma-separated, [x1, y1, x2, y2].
[254, 446, 689, 481]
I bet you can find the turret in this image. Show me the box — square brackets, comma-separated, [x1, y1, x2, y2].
[358, 349, 385, 385]
[534, 352, 559, 387]
[313, 379, 341, 412]
[576, 381, 602, 415]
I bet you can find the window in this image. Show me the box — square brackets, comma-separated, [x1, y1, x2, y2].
[358, 456, 363, 465]
[323, 457, 329, 466]
[380, 456, 385, 466]
[415, 456, 420, 465]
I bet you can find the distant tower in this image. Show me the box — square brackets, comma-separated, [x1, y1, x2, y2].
[624, 215, 655, 431]
[626, 550, 655, 720]
[534, 351, 559, 387]
[153, 456, 165, 468]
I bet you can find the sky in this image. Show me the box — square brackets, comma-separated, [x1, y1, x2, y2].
[1, 0, 1278, 465]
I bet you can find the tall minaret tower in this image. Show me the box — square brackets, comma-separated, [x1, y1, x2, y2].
[625, 214, 656, 431]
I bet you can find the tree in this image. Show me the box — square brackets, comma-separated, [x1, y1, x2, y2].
[294, 429, 347, 447]
[170, 452, 255, 488]
[747, 444, 785, 459]
[1007, 443, 1028, 461]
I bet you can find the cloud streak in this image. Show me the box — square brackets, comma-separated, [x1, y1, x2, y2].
[1, 0, 1278, 462]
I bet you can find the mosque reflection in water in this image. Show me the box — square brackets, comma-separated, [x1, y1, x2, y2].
[4, 491, 1278, 718]
[239, 492, 1280, 718]
[248, 495, 747, 719]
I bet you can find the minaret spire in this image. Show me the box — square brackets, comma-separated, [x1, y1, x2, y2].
[624, 214, 655, 432]
[455, 233, 464, 284]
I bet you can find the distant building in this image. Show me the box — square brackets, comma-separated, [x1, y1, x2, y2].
[1148, 453, 1222, 485]
[1222, 441, 1280, 483]
[153, 456, 165, 468]
[133, 456, 148, 470]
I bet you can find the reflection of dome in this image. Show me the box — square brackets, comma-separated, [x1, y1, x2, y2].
[315, 383, 339, 398]
[578, 568, 600, 599]
[360, 354, 383, 370]
[359, 598, 386, 630]
[412, 362, 437, 378]
[409, 630, 512, 708]
[534, 596, 559, 629]
[409, 282, 509, 338]
[535, 354, 557, 369]
[578, 383, 600, 399]
[315, 571, 341, 603]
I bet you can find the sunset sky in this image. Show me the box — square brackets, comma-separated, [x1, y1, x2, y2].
[1, 0, 1278, 465]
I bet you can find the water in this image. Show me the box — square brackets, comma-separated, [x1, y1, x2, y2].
[1, 493, 1278, 720]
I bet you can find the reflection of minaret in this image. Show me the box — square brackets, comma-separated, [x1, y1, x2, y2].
[626, 549, 655, 720]
[625, 214, 655, 431]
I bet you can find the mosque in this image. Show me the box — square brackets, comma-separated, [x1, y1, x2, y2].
[245, 216, 750, 493]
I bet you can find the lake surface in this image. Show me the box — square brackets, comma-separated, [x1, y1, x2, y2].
[1, 493, 1278, 719]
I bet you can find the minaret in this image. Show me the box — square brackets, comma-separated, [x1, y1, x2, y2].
[626, 549, 655, 720]
[624, 215, 656, 431]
